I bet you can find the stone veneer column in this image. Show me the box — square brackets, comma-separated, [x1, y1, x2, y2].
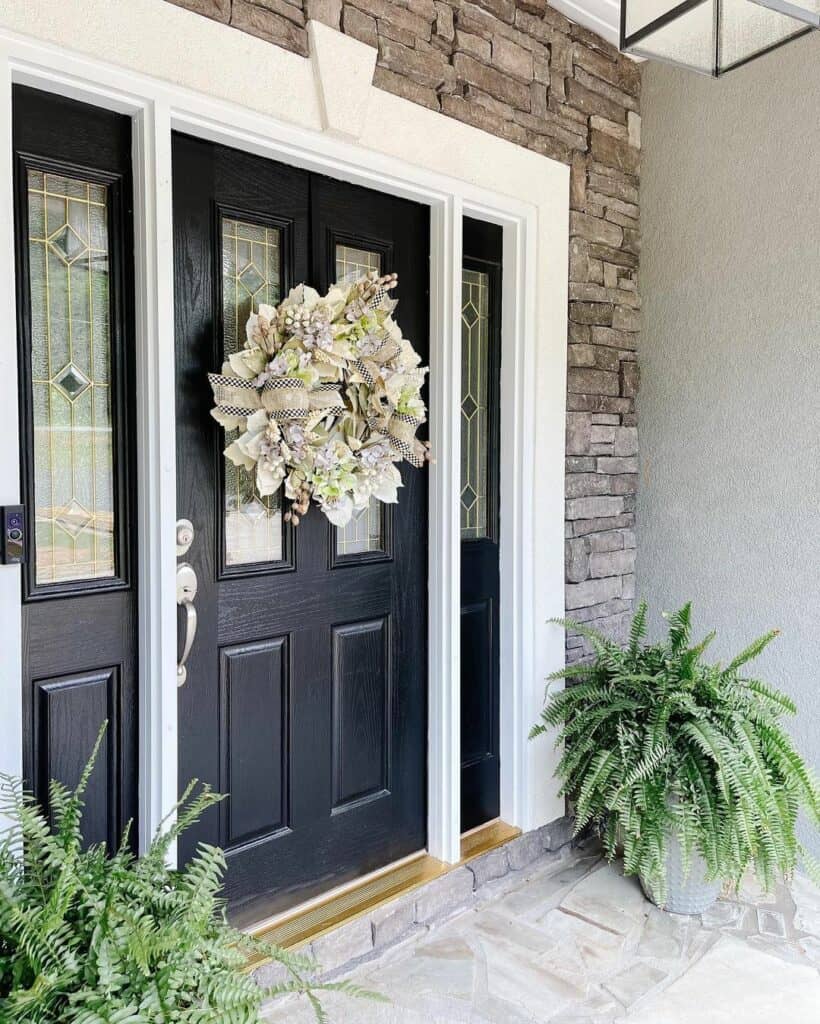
[168, 0, 642, 662]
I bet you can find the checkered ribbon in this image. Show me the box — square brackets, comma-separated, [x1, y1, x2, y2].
[208, 373, 261, 417]
[386, 412, 425, 467]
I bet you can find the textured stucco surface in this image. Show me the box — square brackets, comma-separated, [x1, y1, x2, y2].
[640, 33, 820, 855]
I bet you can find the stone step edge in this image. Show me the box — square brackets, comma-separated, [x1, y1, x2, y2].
[253, 815, 574, 988]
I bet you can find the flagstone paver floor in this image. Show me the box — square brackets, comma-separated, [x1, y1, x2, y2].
[263, 841, 820, 1023]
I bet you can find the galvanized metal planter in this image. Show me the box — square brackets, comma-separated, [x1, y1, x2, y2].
[641, 830, 721, 915]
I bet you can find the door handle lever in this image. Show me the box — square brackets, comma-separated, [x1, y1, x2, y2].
[176, 560, 198, 688]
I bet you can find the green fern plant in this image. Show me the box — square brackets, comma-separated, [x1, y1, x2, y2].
[531, 601, 820, 905]
[0, 729, 369, 1023]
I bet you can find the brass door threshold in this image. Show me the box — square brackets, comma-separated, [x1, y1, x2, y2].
[460, 818, 520, 863]
[247, 851, 446, 956]
[245, 819, 520, 965]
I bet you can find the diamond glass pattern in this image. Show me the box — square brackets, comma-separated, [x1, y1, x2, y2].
[53, 362, 91, 402]
[49, 223, 88, 263]
[334, 243, 386, 556]
[221, 217, 284, 566]
[55, 498, 93, 539]
[461, 268, 490, 541]
[27, 169, 116, 584]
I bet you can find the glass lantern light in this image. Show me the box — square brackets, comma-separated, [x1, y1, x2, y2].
[751, 0, 820, 27]
[620, 0, 813, 76]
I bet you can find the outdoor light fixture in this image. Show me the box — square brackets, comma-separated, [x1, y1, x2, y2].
[620, 0, 814, 76]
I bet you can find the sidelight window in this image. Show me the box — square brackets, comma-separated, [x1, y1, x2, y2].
[27, 169, 117, 585]
[460, 267, 491, 542]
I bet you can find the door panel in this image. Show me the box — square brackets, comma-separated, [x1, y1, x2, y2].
[35, 668, 121, 848]
[460, 218, 502, 832]
[173, 136, 429, 921]
[219, 638, 289, 847]
[14, 86, 138, 849]
[331, 616, 390, 809]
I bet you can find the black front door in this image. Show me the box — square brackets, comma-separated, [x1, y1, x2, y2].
[173, 135, 429, 923]
[14, 86, 138, 848]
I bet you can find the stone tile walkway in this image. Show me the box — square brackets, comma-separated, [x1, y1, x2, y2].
[263, 842, 820, 1023]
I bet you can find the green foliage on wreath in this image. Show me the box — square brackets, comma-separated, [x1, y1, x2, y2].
[0, 729, 370, 1023]
[531, 602, 820, 904]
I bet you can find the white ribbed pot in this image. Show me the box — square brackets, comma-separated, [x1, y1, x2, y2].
[640, 829, 720, 915]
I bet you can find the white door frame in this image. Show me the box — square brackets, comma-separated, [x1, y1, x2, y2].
[0, 3, 568, 868]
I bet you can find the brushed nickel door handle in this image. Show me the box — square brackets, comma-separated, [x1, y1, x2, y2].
[177, 591, 197, 688]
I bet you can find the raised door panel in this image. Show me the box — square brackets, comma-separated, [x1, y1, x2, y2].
[35, 668, 120, 849]
[331, 617, 390, 811]
[219, 638, 290, 848]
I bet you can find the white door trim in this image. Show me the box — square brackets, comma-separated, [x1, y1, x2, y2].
[0, 3, 568, 864]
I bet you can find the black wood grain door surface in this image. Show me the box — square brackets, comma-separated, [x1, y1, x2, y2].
[460, 218, 502, 833]
[14, 86, 138, 849]
[173, 134, 429, 923]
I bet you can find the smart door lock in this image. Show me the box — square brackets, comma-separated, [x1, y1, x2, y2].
[1, 505, 25, 565]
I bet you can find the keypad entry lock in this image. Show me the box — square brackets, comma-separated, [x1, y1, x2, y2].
[1, 506, 25, 565]
[176, 519, 198, 688]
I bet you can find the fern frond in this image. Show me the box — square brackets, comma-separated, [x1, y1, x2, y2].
[0, 727, 370, 1022]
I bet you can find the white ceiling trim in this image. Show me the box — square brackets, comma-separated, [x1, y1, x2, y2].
[550, 0, 621, 47]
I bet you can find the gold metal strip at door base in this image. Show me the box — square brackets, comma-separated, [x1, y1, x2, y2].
[459, 818, 521, 864]
[245, 819, 521, 964]
[246, 851, 446, 959]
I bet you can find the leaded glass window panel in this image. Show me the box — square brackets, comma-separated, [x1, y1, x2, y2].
[335, 243, 381, 286]
[461, 268, 490, 541]
[336, 501, 383, 557]
[221, 217, 283, 566]
[28, 169, 116, 584]
[334, 242, 385, 556]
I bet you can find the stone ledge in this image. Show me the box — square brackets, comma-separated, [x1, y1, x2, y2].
[253, 816, 575, 986]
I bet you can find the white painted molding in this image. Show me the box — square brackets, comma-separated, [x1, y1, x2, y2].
[426, 197, 463, 864]
[0, 39, 22, 822]
[0, 1, 568, 865]
[308, 20, 376, 141]
[133, 99, 179, 857]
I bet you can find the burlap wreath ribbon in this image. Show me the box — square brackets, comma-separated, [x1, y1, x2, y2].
[261, 378, 310, 421]
[210, 373, 345, 425]
[309, 382, 345, 418]
[208, 373, 261, 418]
[386, 412, 425, 467]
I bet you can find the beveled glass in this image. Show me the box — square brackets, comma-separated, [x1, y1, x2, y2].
[28, 169, 116, 585]
[221, 217, 284, 566]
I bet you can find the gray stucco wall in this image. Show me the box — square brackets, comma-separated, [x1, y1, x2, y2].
[639, 33, 820, 856]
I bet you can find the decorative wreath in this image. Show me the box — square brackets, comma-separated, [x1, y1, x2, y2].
[209, 272, 430, 527]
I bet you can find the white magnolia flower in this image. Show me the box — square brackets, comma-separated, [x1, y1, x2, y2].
[319, 493, 354, 527]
